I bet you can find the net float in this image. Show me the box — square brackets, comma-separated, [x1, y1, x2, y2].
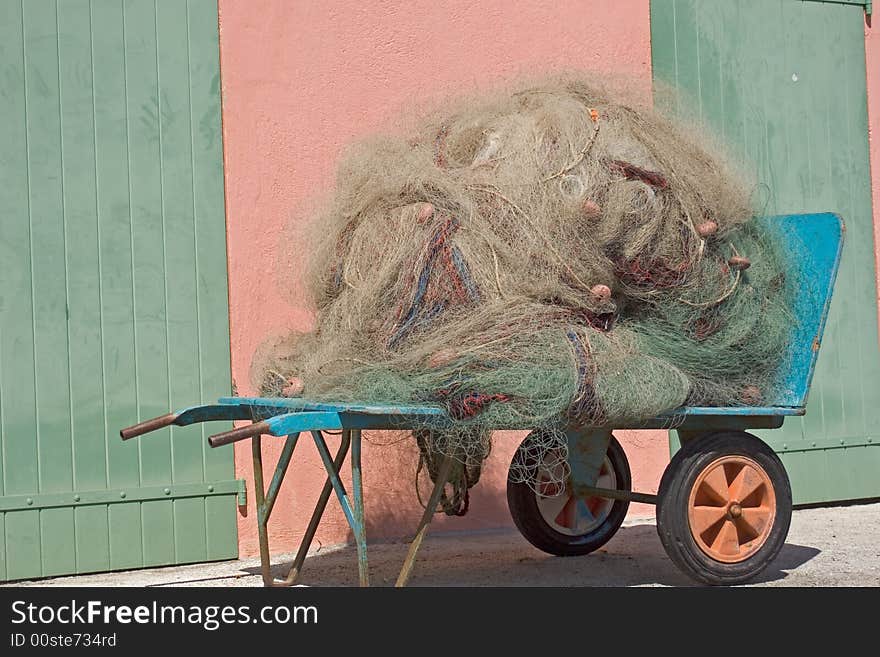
[416, 202, 435, 223]
[590, 284, 612, 302]
[696, 220, 718, 237]
[282, 376, 305, 398]
[428, 348, 458, 368]
[728, 255, 751, 271]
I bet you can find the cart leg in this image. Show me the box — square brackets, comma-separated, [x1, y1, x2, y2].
[280, 430, 352, 586]
[395, 454, 455, 588]
[251, 435, 274, 587]
[350, 429, 369, 587]
[311, 430, 372, 586]
[252, 432, 301, 587]
[264, 432, 300, 520]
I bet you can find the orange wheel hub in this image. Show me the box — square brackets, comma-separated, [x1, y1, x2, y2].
[687, 456, 776, 563]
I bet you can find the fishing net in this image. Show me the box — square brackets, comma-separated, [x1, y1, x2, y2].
[252, 75, 793, 513]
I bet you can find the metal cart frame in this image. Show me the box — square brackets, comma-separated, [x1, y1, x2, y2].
[120, 212, 843, 586]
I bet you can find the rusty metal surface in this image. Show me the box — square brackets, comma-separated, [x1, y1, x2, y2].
[119, 413, 178, 441]
[208, 421, 270, 447]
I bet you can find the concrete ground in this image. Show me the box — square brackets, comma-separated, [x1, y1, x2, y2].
[5, 503, 879, 587]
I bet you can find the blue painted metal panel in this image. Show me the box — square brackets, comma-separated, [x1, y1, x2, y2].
[758, 213, 844, 408]
[264, 412, 343, 436]
[669, 407, 804, 417]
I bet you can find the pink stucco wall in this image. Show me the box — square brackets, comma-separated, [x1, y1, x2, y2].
[216, 0, 662, 558]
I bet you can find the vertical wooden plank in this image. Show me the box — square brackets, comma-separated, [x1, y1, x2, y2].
[0, 0, 39, 506]
[852, 445, 880, 499]
[784, 1, 823, 448]
[205, 497, 237, 560]
[141, 500, 174, 566]
[124, 0, 172, 481]
[156, 0, 207, 560]
[94, 0, 139, 487]
[4, 511, 41, 580]
[21, 0, 73, 580]
[22, 0, 74, 497]
[57, 0, 107, 498]
[835, 6, 880, 441]
[40, 508, 76, 577]
[108, 502, 142, 570]
[821, 3, 862, 443]
[173, 497, 207, 564]
[74, 505, 110, 574]
[649, 0, 676, 94]
[122, 0, 172, 569]
[670, 0, 699, 114]
[693, 2, 722, 134]
[56, 0, 107, 577]
[94, 0, 143, 571]
[0, 513, 6, 581]
[189, 0, 232, 416]
[188, 0, 236, 558]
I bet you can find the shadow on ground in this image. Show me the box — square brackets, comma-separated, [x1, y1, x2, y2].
[243, 524, 820, 587]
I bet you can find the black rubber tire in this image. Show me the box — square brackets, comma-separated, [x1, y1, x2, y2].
[656, 431, 792, 585]
[507, 432, 631, 557]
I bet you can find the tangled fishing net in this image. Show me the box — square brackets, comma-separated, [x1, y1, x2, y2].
[253, 76, 793, 514]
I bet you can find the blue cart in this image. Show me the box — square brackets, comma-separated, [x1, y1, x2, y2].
[121, 212, 843, 586]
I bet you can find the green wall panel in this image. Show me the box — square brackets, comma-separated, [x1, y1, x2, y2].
[651, 0, 880, 503]
[0, 0, 238, 581]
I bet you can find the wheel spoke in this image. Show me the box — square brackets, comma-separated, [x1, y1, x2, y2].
[737, 506, 772, 538]
[710, 519, 741, 557]
[555, 496, 579, 529]
[572, 497, 596, 531]
[697, 466, 731, 505]
[729, 465, 765, 505]
[691, 505, 727, 537]
[540, 490, 572, 524]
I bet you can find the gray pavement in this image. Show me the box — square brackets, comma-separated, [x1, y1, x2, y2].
[4, 502, 879, 587]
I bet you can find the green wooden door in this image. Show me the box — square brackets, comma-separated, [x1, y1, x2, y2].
[0, 0, 239, 581]
[651, 0, 880, 504]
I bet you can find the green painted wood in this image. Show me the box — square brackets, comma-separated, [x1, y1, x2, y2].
[189, 0, 238, 560]
[205, 496, 237, 561]
[4, 512, 41, 580]
[108, 503, 142, 570]
[0, 0, 236, 581]
[0, 479, 243, 512]
[74, 506, 110, 574]
[0, 513, 6, 581]
[40, 508, 76, 577]
[651, 0, 880, 504]
[0, 0, 39, 508]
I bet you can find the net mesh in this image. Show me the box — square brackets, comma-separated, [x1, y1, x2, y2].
[251, 75, 793, 509]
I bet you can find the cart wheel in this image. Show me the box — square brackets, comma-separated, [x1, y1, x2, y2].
[507, 432, 631, 556]
[656, 431, 792, 585]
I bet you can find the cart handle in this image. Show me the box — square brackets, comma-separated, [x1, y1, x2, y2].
[208, 421, 270, 448]
[120, 413, 178, 440]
